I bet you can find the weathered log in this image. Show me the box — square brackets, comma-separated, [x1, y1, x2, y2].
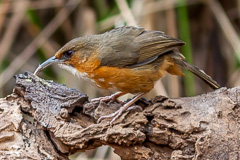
[0, 72, 239, 160]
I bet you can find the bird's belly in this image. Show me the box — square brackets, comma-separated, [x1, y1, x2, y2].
[93, 68, 156, 93]
[90, 60, 172, 93]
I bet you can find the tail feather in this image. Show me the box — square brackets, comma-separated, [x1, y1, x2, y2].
[175, 59, 220, 89]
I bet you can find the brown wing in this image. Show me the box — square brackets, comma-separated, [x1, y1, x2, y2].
[97, 26, 185, 67]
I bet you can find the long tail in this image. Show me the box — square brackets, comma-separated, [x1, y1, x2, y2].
[174, 59, 220, 89]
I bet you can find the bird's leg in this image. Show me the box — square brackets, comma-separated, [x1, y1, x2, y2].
[97, 93, 145, 125]
[91, 91, 126, 103]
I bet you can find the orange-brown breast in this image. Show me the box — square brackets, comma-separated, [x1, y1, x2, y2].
[71, 55, 184, 94]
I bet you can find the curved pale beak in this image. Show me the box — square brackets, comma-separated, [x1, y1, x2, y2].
[34, 56, 59, 75]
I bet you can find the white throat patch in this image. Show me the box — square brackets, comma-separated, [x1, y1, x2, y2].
[58, 63, 91, 82]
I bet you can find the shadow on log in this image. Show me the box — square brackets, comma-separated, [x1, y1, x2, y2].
[0, 72, 239, 159]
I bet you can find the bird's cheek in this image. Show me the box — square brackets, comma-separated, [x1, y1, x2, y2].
[81, 56, 88, 63]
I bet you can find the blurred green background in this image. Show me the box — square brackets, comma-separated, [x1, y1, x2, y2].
[0, 0, 239, 159]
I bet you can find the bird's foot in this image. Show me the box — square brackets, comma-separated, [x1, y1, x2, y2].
[97, 104, 143, 125]
[91, 96, 120, 103]
[97, 93, 145, 125]
[126, 105, 143, 112]
[91, 92, 125, 104]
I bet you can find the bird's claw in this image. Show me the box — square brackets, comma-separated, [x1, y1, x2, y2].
[97, 109, 122, 125]
[97, 93, 145, 125]
[97, 105, 143, 125]
[126, 105, 143, 112]
[91, 96, 116, 103]
[91, 92, 125, 103]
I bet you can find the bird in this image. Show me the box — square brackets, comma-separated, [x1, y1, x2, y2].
[34, 26, 220, 125]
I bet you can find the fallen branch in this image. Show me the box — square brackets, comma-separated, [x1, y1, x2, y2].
[0, 72, 239, 160]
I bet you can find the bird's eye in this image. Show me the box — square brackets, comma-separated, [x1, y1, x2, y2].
[63, 50, 74, 58]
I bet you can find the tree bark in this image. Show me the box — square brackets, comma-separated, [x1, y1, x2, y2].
[0, 72, 239, 160]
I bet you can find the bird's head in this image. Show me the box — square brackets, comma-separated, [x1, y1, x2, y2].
[34, 38, 91, 75]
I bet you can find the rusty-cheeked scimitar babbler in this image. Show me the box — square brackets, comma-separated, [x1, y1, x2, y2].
[34, 26, 220, 125]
